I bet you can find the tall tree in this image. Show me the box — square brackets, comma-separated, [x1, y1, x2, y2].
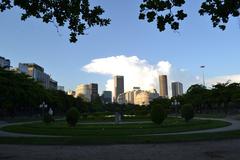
[139, 0, 240, 32]
[185, 84, 209, 113]
[1, 1, 240, 43]
[0, 0, 110, 43]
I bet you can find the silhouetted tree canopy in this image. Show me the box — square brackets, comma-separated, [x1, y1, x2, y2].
[139, 0, 240, 32]
[0, 68, 86, 117]
[0, 0, 110, 43]
[0, 0, 240, 42]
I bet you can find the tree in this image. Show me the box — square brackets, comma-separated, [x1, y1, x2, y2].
[150, 98, 170, 124]
[211, 82, 240, 115]
[66, 107, 80, 127]
[181, 103, 194, 122]
[1, 1, 239, 43]
[0, 0, 110, 43]
[151, 103, 167, 125]
[91, 96, 104, 112]
[185, 84, 209, 113]
[0, 68, 88, 117]
[139, 0, 240, 32]
[183, 82, 240, 115]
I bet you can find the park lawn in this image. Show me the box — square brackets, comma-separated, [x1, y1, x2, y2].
[1, 118, 230, 137]
[0, 130, 240, 145]
[195, 113, 226, 118]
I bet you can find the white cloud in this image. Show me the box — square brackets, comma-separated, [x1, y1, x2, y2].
[206, 74, 240, 87]
[83, 55, 171, 93]
[83, 55, 233, 96]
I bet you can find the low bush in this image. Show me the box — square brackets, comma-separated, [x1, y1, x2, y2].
[66, 107, 80, 127]
[151, 104, 167, 125]
[181, 104, 194, 122]
[43, 114, 54, 124]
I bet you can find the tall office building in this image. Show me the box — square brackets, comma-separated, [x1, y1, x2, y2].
[0, 56, 10, 69]
[19, 63, 49, 88]
[172, 82, 183, 97]
[19, 63, 44, 80]
[18, 63, 58, 90]
[49, 79, 58, 90]
[117, 88, 159, 106]
[75, 84, 91, 102]
[101, 91, 112, 104]
[159, 75, 168, 98]
[113, 75, 124, 102]
[89, 83, 99, 101]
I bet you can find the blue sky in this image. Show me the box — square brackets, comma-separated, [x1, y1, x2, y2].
[0, 1, 240, 94]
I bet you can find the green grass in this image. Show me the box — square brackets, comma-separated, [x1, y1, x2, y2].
[195, 113, 226, 118]
[0, 116, 65, 123]
[0, 115, 149, 123]
[78, 116, 150, 122]
[0, 117, 234, 145]
[1, 118, 229, 137]
[0, 130, 240, 145]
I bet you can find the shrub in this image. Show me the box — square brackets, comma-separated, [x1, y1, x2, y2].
[181, 104, 194, 122]
[66, 107, 80, 127]
[43, 114, 54, 124]
[151, 104, 167, 125]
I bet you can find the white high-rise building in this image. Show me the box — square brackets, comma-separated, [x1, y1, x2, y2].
[75, 84, 91, 102]
[117, 88, 159, 106]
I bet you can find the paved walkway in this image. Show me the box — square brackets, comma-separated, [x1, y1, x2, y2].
[1, 139, 240, 160]
[0, 117, 240, 137]
[0, 121, 60, 137]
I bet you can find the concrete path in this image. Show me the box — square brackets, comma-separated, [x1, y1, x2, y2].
[0, 117, 240, 137]
[0, 121, 61, 137]
[1, 139, 240, 160]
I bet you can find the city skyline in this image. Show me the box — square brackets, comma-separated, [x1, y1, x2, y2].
[4, 54, 240, 98]
[2, 55, 185, 98]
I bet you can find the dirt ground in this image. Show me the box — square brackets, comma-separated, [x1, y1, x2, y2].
[0, 139, 240, 160]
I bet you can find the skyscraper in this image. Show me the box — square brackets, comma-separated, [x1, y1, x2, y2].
[172, 82, 183, 97]
[159, 75, 168, 98]
[101, 91, 112, 104]
[75, 84, 91, 102]
[18, 63, 58, 90]
[89, 83, 99, 101]
[75, 83, 99, 102]
[0, 56, 10, 69]
[113, 75, 124, 102]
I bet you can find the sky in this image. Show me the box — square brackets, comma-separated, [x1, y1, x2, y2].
[0, 1, 240, 96]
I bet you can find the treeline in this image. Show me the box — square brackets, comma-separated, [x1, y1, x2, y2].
[0, 69, 87, 117]
[0, 69, 143, 118]
[1, 68, 240, 118]
[168, 83, 240, 115]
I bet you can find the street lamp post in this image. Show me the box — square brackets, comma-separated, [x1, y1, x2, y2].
[39, 101, 48, 117]
[200, 65, 206, 87]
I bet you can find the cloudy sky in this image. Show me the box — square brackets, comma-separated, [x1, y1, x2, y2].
[1, 1, 240, 96]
